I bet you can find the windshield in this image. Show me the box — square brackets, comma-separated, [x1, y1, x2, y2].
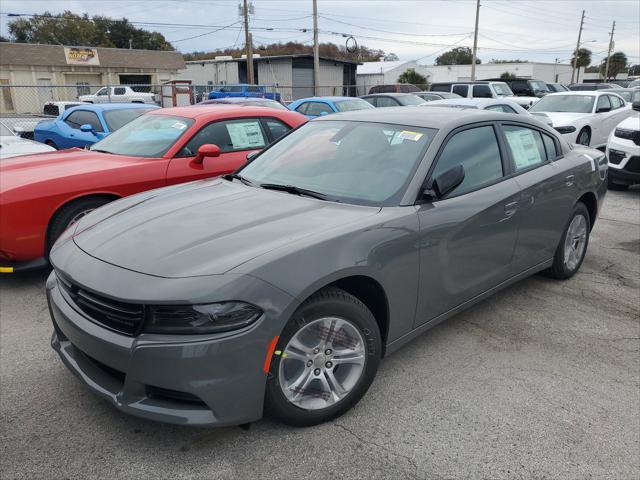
[492, 83, 513, 96]
[0, 121, 14, 136]
[334, 99, 375, 112]
[103, 108, 153, 131]
[397, 95, 427, 106]
[90, 114, 194, 157]
[530, 94, 595, 113]
[529, 80, 550, 93]
[239, 120, 436, 206]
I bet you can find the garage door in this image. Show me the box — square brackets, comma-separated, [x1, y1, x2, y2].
[64, 74, 102, 99]
[292, 67, 314, 100]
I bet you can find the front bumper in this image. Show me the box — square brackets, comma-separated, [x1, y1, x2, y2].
[46, 257, 297, 426]
[607, 135, 640, 186]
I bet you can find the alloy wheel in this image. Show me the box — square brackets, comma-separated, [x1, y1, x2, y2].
[564, 214, 587, 271]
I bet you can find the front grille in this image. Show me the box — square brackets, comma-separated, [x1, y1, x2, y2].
[608, 149, 626, 165]
[57, 273, 145, 336]
[626, 156, 640, 173]
[146, 385, 207, 406]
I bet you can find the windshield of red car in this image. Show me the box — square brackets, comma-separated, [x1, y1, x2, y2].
[239, 120, 436, 206]
[90, 114, 194, 157]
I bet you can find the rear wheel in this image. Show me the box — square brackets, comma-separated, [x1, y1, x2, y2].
[47, 197, 111, 254]
[577, 128, 591, 146]
[265, 287, 381, 427]
[545, 202, 590, 279]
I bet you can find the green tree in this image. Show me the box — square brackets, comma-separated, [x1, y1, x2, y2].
[500, 72, 517, 80]
[435, 47, 481, 65]
[571, 48, 591, 82]
[397, 68, 428, 90]
[600, 51, 628, 80]
[8, 11, 173, 50]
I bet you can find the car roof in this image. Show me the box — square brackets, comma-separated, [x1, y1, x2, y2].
[67, 103, 158, 112]
[149, 105, 298, 119]
[361, 93, 417, 97]
[314, 105, 539, 130]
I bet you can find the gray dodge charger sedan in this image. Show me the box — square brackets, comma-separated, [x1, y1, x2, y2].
[47, 107, 607, 427]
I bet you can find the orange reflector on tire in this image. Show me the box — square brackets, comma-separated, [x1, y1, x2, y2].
[263, 336, 280, 374]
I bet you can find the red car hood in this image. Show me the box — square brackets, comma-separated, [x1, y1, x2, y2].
[0, 149, 152, 191]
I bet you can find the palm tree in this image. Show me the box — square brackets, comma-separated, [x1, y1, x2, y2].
[571, 48, 592, 82]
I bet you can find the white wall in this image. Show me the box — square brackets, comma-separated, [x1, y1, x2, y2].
[318, 60, 344, 96]
[420, 63, 580, 84]
[175, 61, 240, 85]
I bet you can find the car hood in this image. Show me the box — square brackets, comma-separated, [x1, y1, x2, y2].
[72, 178, 380, 278]
[0, 149, 147, 191]
[535, 111, 592, 127]
[0, 136, 56, 159]
[615, 114, 639, 131]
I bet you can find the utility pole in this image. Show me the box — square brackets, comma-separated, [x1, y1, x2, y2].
[570, 9, 585, 84]
[470, 0, 480, 81]
[604, 21, 616, 81]
[312, 0, 320, 96]
[243, 0, 254, 84]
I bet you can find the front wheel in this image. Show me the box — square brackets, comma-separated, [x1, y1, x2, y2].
[577, 128, 591, 146]
[265, 287, 381, 427]
[545, 202, 590, 279]
[47, 197, 111, 254]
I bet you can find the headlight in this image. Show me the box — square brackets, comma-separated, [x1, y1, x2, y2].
[614, 128, 640, 145]
[145, 302, 263, 334]
[554, 126, 576, 134]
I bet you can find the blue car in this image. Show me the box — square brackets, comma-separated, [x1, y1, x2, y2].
[34, 103, 159, 149]
[288, 96, 374, 119]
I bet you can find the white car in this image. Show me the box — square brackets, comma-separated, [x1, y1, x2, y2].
[529, 91, 633, 148]
[606, 101, 640, 190]
[79, 86, 157, 104]
[0, 121, 55, 159]
[420, 98, 553, 126]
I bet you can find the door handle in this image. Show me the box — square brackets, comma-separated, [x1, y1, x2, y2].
[504, 201, 518, 217]
[565, 174, 575, 186]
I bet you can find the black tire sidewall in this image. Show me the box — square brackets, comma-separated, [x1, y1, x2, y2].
[265, 287, 381, 427]
[47, 198, 110, 252]
[578, 128, 590, 146]
[554, 203, 591, 278]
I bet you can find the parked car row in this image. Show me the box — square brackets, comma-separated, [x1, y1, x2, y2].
[1, 77, 625, 430]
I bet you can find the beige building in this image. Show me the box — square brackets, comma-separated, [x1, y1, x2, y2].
[0, 42, 185, 113]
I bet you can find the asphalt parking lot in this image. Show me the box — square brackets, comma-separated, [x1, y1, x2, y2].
[1, 189, 638, 480]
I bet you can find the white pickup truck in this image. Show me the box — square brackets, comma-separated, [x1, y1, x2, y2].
[79, 86, 157, 104]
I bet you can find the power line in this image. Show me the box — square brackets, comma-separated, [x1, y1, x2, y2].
[168, 20, 241, 42]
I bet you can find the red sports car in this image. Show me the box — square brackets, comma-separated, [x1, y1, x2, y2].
[0, 105, 307, 272]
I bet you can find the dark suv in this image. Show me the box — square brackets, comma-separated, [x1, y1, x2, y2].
[482, 78, 550, 97]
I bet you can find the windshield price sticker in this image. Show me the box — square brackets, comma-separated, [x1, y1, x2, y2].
[398, 130, 424, 142]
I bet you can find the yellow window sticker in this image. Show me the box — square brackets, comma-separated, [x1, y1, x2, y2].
[398, 130, 423, 141]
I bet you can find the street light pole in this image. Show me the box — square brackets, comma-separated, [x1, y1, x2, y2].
[470, 0, 480, 81]
[243, 0, 254, 84]
[604, 21, 616, 81]
[313, 0, 320, 95]
[570, 10, 585, 84]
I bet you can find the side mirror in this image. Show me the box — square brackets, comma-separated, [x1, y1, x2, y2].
[596, 106, 611, 113]
[425, 164, 465, 199]
[632, 101, 640, 112]
[193, 143, 221, 164]
[80, 123, 94, 133]
[246, 150, 260, 163]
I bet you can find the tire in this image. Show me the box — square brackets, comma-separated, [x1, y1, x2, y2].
[45, 140, 58, 150]
[607, 177, 629, 191]
[545, 202, 591, 279]
[47, 197, 111, 254]
[265, 286, 381, 427]
[577, 128, 591, 146]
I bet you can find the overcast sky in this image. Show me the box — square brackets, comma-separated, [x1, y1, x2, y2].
[1, 0, 638, 66]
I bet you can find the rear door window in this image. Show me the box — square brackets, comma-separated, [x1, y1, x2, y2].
[114, 87, 126, 95]
[452, 85, 469, 97]
[473, 85, 493, 98]
[503, 125, 547, 172]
